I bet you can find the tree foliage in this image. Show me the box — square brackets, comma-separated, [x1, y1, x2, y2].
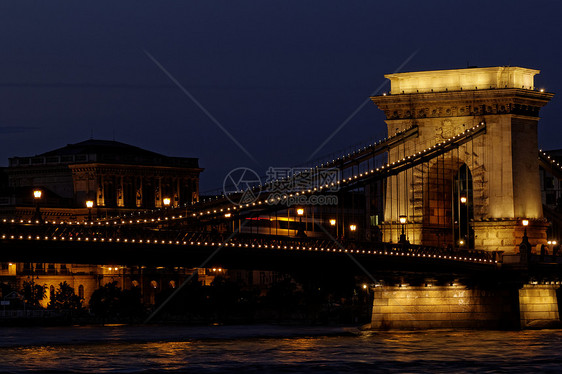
[48, 281, 82, 310]
[21, 280, 46, 308]
[89, 281, 144, 321]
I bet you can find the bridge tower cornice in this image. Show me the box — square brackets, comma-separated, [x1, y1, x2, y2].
[371, 88, 554, 121]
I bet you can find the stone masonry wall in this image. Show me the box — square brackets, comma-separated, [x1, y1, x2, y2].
[519, 284, 560, 328]
[371, 285, 517, 329]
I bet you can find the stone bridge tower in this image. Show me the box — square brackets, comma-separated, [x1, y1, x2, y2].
[371, 66, 553, 253]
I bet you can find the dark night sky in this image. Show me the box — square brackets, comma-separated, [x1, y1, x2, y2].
[1, 1, 560, 192]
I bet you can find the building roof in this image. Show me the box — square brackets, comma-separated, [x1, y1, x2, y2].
[40, 139, 163, 157]
[9, 139, 201, 169]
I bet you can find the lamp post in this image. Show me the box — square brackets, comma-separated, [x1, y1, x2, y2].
[520, 219, 530, 264]
[32, 189, 43, 223]
[86, 200, 94, 222]
[296, 208, 305, 237]
[349, 224, 357, 240]
[549, 240, 559, 256]
[399, 215, 407, 244]
[163, 197, 171, 208]
[225, 212, 234, 232]
[329, 218, 337, 237]
[522, 219, 529, 239]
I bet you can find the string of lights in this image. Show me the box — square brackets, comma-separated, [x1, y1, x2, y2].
[0, 231, 497, 265]
[539, 149, 562, 173]
[190, 122, 486, 220]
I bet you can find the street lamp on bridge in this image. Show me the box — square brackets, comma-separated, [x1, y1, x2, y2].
[548, 240, 559, 255]
[225, 212, 234, 232]
[520, 219, 531, 263]
[86, 200, 94, 222]
[399, 215, 407, 244]
[329, 218, 338, 237]
[163, 197, 171, 208]
[296, 208, 305, 237]
[522, 219, 530, 242]
[32, 189, 43, 223]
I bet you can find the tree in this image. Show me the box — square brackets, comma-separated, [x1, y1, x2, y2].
[89, 281, 123, 319]
[21, 280, 46, 308]
[120, 286, 145, 320]
[48, 282, 82, 310]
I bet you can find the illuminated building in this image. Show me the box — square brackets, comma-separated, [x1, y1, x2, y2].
[1, 139, 202, 220]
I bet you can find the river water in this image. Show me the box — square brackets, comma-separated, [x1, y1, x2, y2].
[0, 325, 561, 373]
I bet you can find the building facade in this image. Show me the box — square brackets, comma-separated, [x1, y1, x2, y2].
[3, 139, 203, 218]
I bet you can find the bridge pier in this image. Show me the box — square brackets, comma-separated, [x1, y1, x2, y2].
[370, 283, 560, 330]
[519, 284, 560, 328]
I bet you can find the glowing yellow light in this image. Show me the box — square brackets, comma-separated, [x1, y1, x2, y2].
[33, 190, 42, 199]
[522, 219, 529, 227]
[349, 224, 357, 231]
[460, 196, 467, 204]
[86, 200, 94, 208]
[297, 208, 304, 216]
[329, 219, 336, 226]
[163, 197, 171, 206]
[224, 213, 231, 218]
[399, 216, 406, 225]
[362, 284, 368, 289]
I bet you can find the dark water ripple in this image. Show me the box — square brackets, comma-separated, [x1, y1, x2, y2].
[0, 326, 561, 373]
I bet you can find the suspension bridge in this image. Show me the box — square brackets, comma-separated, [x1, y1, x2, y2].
[1, 65, 561, 329]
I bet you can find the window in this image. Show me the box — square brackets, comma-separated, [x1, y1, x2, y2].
[78, 285, 84, 299]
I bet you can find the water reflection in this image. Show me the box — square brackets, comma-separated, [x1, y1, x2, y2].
[0, 327, 561, 373]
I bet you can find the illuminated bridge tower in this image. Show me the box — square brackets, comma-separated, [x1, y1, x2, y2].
[371, 66, 553, 253]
